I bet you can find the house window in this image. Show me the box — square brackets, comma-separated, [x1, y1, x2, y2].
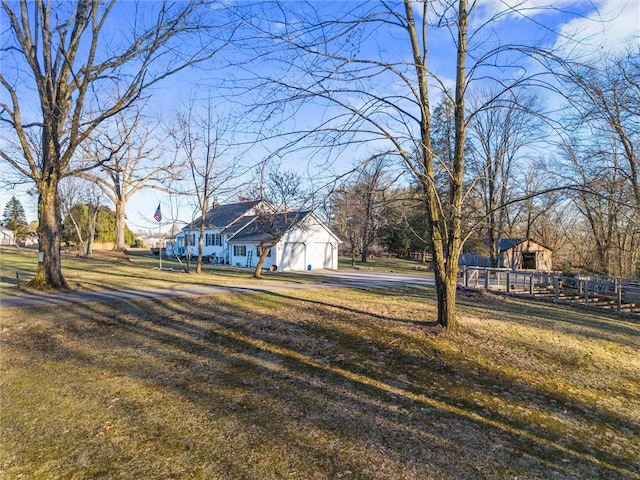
[205, 233, 222, 246]
[257, 246, 272, 257]
[233, 245, 247, 257]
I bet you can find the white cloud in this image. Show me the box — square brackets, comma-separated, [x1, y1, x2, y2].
[554, 0, 639, 58]
[473, 0, 579, 26]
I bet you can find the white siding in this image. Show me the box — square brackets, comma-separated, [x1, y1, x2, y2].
[277, 215, 339, 270]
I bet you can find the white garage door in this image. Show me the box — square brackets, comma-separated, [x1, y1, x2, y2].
[282, 242, 306, 270]
[308, 242, 333, 269]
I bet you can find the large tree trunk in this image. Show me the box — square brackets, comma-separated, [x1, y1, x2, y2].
[29, 180, 68, 289]
[113, 199, 127, 252]
[434, 268, 458, 330]
[361, 244, 369, 263]
[429, 227, 459, 330]
[489, 228, 500, 268]
[86, 206, 99, 259]
[196, 224, 205, 274]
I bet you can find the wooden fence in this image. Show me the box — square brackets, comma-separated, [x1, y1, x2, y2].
[460, 267, 640, 315]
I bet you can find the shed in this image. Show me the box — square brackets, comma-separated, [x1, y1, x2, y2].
[499, 238, 553, 271]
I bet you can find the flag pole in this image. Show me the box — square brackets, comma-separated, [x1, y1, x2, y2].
[154, 203, 163, 270]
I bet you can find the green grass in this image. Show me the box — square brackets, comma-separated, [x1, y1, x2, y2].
[339, 255, 433, 274]
[1, 276, 639, 478]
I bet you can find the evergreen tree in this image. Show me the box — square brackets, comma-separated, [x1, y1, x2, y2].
[2, 196, 28, 238]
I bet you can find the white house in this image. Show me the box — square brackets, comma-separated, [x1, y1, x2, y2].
[0, 226, 15, 246]
[167, 201, 340, 271]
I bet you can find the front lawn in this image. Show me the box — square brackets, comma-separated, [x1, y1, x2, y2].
[0, 247, 320, 298]
[1, 285, 638, 479]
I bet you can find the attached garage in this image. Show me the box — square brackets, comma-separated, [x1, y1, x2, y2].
[307, 242, 334, 270]
[228, 210, 341, 272]
[281, 242, 306, 271]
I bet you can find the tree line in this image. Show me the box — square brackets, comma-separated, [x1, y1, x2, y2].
[328, 58, 639, 280]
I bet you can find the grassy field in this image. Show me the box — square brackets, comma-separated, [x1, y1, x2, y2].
[338, 255, 431, 274]
[1, 249, 639, 479]
[0, 247, 326, 298]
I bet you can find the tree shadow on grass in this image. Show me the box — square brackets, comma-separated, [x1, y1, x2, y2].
[3, 292, 639, 479]
[458, 292, 640, 349]
[243, 287, 441, 328]
[106, 295, 638, 474]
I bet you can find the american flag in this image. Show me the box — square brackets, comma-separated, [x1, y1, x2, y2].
[154, 203, 162, 223]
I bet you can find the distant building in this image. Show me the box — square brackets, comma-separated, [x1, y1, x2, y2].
[17, 232, 38, 247]
[460, 238, 553, 271]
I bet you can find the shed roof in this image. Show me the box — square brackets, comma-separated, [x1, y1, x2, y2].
[499, 237, 552, 252]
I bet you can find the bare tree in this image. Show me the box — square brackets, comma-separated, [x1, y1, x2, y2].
[174, 99, 239, 274]
[60, 177, 104, 258]
[331, 157, 391, 264]
[243, 169, 308, 279]
[556, 49, 640, 276]
[561, 49, 640, 206]
[83, 183, 104, 259]
[80, 108, 182, 252]
[563, 141, 638, 276]
[232, 0, 576, 329]
[60, 178, 89, 256]
[332, 186, 363, 267]
[0, 0, 232, 288]
[468, 91, 544, 267]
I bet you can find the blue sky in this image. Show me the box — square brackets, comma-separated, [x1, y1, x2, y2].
[1, 0, 638, 234]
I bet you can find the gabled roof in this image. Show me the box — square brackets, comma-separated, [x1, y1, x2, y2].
[182, 200, 261, 231]
[230, 211, 313, 242]
[499, 237, 552, 252]
[221, 214, 256, 235]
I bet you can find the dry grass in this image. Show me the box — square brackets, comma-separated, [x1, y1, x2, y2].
[1, 282, 639, 479]
[0, 247, 319, 298]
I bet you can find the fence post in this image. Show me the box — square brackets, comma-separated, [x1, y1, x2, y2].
[554, 276, 559, 302]
[463, 267, 468, 288]
[506, 272, 511, 293]
[617, 282, 622, 314]
[584, 280, 589, 305]
[484, 268, 489, 290]
[529, 274, 534, 295]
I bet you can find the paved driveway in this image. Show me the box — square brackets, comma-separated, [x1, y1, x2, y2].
[305, 269, 435, 287]
[0, 270, 435, 309]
